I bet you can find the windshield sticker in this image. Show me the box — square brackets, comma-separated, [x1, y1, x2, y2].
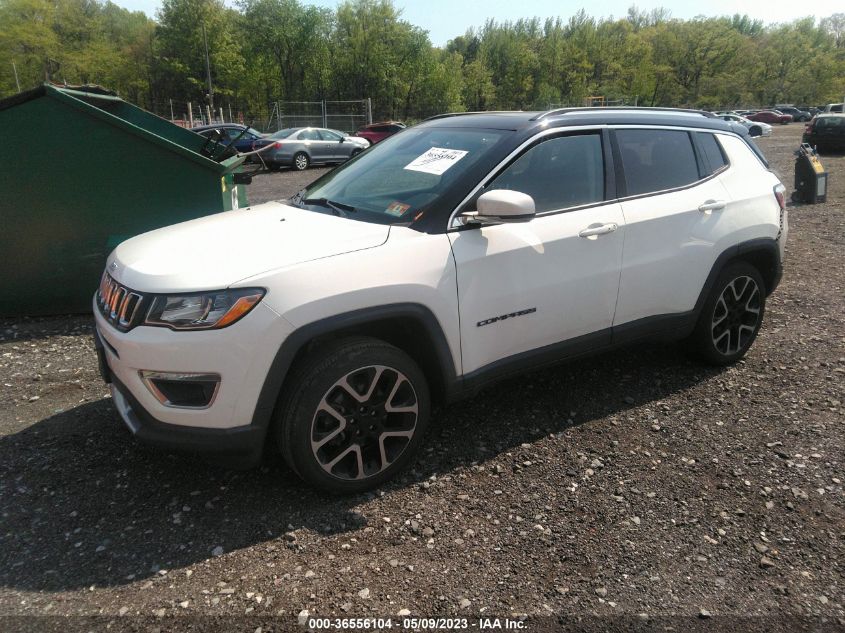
[404, 147, 468, 175]
[386, 201, 411, 217]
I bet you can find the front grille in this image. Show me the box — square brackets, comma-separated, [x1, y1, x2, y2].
[96, 272, 146, 331]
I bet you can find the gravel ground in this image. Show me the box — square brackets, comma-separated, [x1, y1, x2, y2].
[1, 124, 843, 632]
[242, 164, 330, 206]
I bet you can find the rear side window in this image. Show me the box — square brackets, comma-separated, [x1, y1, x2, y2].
[696, 132, 728, 175]
[816, 117, 843, 128]
[487, 133, 605, 213]
[616, 129, 700, 196]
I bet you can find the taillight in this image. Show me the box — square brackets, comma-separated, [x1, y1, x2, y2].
[773, 184, 786, 211]
[274, 141, 283, 148]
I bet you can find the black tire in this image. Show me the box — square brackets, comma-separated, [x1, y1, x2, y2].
[267, 163, 282, 172]
[689, 262, 766, 366]
[749, 125, 762, 137]
[293, 152, 310, 171]
[275, 337, 430, 493]
[350, 148, 362, 158]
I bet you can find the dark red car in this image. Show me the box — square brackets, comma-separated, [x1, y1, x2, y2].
[354, 121, 406, 145]
[746, 110, 793, 125]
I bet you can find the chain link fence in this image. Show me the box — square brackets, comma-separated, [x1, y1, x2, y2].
[147, 99, 372, 134]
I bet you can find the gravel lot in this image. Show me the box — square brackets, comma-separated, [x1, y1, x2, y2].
[1, 124, 843, 632]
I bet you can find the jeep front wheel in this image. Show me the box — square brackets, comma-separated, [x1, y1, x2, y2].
[276, 338, 430, 493]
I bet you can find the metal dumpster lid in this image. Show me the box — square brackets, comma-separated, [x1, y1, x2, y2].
[0, 84, 244, 172]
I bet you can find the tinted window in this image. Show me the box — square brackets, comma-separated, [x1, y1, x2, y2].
[617, 129, 700, 196]
[487, 133, 605, 213]
[270, 128, 295, 139]
[816, 117, 844, 128]
[696, 132, 727, 175]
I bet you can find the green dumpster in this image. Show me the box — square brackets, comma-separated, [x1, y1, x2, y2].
[0, 84, 249, 316]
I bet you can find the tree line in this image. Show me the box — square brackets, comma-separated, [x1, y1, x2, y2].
[1, 0, 844, 123]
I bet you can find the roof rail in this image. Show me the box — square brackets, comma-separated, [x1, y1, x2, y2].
[423, 110, 523, 122]
[532, 106, 717, 120]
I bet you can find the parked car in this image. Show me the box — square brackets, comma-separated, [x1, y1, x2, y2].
[772, 106, 811, 122]
[822, 103, 844, 113]
[802, 113, 845, 152]
[94, 107, 787, 492]
[746, 110, 792, 125]
[797, 106, 821, 118]
[354, 121, 406, 144]
[250, 127, 369, 170]
[715, 113, 772, 137]
[192, 123, 265, 157]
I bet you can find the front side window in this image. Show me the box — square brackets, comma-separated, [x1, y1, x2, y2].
[485, 133, 605, 213]
[616, 129, 700, 196]
[320, 129, 343, 141]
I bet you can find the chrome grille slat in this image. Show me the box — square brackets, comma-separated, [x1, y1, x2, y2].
[97, 272, 145, 331]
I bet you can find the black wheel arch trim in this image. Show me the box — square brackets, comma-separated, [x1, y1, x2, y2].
[249, 303, 460, 437]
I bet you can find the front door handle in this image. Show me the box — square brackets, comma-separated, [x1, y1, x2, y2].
[698, 199, 727, 213]
[579, 223, 618, 239]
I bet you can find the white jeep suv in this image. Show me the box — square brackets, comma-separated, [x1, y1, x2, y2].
[94, 108, 787, 492]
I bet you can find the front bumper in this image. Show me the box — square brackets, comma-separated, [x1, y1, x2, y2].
[94, 328, 265, 466]
[93, 297, 294, 466]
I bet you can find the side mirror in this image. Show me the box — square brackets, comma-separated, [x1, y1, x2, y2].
[463, 189, 536, 224]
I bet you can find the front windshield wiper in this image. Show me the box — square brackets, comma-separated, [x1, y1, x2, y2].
[302, 197, 357, 218]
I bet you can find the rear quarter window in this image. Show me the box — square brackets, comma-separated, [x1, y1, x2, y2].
[695, 132, 728, 175]
[616, 129, 700, 196]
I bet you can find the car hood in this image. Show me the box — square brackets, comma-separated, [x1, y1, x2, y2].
[108, 202, 390, 292]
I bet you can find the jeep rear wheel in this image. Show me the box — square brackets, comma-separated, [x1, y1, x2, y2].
[276, 338, 430, 493]
[690, 262, 766, 366]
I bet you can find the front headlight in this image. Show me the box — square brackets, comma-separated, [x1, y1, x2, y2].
[144, 288, 265, 330]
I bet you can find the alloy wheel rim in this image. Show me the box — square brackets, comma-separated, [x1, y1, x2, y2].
[310, 365, 419, 480]
[295, 155, 307, 169]
[711, 276, 761, 355]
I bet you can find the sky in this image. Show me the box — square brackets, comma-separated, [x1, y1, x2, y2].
[112, 0, 843, 46]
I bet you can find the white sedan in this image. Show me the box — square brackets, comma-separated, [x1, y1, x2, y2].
[716, 113, 772, 137]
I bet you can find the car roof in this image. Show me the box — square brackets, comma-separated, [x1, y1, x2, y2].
[192, 123, 246, 131]
[419, 108, 736, 133]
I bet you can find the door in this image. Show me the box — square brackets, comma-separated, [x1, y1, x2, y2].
[612, 128, 733, 326]
[319, 129, 347, 160]
[297, 128, 327, 161]
[449, 132, 625, 375]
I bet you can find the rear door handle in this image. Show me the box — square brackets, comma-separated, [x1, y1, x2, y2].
[579, 223, 618, 239]
[698, 199, 726, 213]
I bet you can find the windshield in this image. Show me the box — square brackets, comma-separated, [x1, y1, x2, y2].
[271, 128, 296, 139]
[293, 127, 507, 223]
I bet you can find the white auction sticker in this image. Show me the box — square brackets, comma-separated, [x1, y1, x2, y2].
[404, 147, 468, 175]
